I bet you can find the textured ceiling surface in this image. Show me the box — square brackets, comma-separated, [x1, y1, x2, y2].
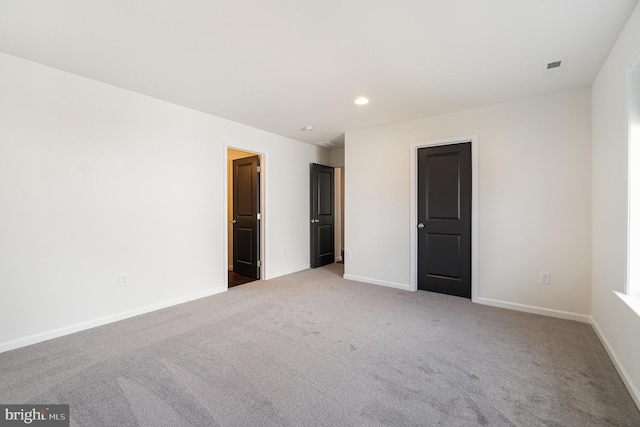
[1, 0, 637, 145]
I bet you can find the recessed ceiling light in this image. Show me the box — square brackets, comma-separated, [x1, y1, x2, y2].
[354, 97, 369, 105]
[303, 125, 314, 131]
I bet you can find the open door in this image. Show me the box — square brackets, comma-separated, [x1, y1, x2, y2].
[417, 143, 471, 298]
[232, 155, 260, 279]
[310, 163, 335, 268]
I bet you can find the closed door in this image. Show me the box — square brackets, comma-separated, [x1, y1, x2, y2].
[233, 156, 260, 279]
[310, 163, 334, 268]
[417, 143, 471, 298]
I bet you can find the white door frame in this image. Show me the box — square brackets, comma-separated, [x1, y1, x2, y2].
[409, 134, 479, 301]
[224, 142, 267, 289]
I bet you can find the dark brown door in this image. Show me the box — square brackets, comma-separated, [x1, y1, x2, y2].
[418, 143, 471, 298]
[233, 155, 260, 279]
[310, 163, 334, 268]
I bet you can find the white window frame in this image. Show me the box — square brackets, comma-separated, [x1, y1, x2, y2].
[621, 57, 640, 314]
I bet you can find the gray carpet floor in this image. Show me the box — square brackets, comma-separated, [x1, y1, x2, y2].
[1, 263, 639, 426]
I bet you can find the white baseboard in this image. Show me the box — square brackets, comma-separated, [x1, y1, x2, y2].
[343, 274, 412, 291]
[341, 281, 592, 322]
[0, 287, 226, 354]
[335, 256, 343, 262]
[266, 265, 309, 280]
[591, 317, 640, 410]
[474, 297, 591, 323]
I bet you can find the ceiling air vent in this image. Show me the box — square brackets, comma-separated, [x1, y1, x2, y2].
[544, 58, 566, 75]
[547, 61, 562, 70]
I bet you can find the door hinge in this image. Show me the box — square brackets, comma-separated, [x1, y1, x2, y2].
[257, 213, 261, 220]
[257, 166, 261, 173]
[257, 260, 262, 267]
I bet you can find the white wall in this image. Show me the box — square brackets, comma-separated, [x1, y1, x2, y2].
[329, 148, 345, 167]
[344, 87, 592, 317]
[591, 2, 640, 407]
[0, 52, 327, 351]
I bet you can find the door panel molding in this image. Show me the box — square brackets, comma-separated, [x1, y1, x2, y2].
[426, 152, 462, 220]
[427, 233, 461, 279]
[409, 135, 479, 300]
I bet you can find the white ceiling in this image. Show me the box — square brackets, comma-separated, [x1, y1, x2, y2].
[0, 1, 637, 146]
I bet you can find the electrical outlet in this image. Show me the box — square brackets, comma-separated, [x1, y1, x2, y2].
[119, 273, 129, 287]
[539, 272, 550, 285]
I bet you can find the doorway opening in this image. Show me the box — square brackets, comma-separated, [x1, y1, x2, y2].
[227, 148, 263, 288]
[309, 163, 345, 269]
[335, 167, 345, 264]
[627, 57, 640, 297]
[310, 163, 335, 268]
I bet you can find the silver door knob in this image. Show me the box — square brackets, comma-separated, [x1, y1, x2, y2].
[231, 220, 237, 224]
[417, 223, 424, 229]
